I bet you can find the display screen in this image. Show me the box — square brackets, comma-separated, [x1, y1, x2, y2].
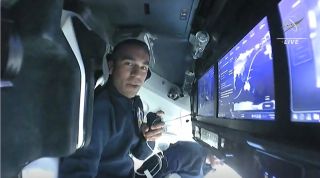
[198, 66, 215, 116]
[279, 0, 320, 123]
[218, 17, 275, 120]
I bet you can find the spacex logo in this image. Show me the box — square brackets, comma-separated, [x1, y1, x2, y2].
[277, 17, 307, 45]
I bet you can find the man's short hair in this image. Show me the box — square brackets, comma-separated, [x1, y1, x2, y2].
[108, 39, 150, 62]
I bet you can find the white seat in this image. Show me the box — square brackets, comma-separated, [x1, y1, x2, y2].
[21, 158, 59, 178]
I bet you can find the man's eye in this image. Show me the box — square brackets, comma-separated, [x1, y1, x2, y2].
[124, 61, 133, 66]
[141, 66, 149, 71]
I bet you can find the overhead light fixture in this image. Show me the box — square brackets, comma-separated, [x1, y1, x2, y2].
[190, 31, 210, 59]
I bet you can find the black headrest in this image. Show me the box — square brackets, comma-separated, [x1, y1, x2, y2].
[1, 1, 82, 177]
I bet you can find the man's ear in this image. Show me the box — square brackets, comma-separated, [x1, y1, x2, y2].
[108, 60, 114, 75]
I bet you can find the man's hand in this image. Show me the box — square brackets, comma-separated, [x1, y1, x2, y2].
[207, 154, 224, 168]
[141, 122, 165, 141]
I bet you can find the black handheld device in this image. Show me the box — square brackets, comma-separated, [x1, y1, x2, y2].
[147, 112, 162, 129]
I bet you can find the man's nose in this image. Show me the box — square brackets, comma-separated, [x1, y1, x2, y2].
[130, 65, 142, 77]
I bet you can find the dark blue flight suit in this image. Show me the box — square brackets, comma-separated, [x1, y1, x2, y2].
[59, 81, 154, 178]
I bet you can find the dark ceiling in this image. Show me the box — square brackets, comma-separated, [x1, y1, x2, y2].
[62, 0, 282, 85]
[64, 0, 199, 86]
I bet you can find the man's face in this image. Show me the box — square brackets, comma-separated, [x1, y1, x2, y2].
[109, 45, 150, 98]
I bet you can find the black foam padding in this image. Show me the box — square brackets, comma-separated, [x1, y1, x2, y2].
[1, 1, 81, 177]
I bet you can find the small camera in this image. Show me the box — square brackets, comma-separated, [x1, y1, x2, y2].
[167, 87, 181, 100]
